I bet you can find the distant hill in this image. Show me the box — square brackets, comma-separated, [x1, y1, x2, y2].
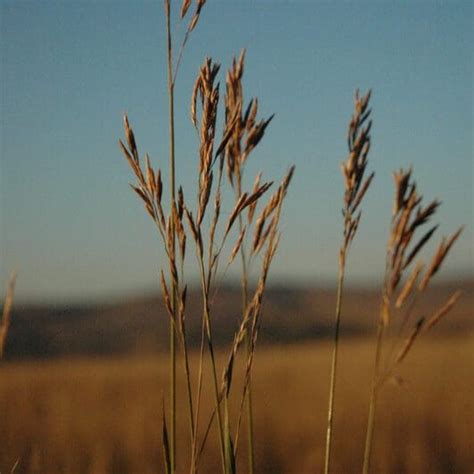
[4, 280, 473, 360]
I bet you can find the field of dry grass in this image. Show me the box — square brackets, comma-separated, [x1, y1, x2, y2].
[6, 280, 473, 360]
[1, 334, 472, 473]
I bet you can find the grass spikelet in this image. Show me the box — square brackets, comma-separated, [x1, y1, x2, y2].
[425, 290, 462, 331]
[419, 227, 464, 291]
[395, 261, 424, 309]
[395, 317, 425, 364]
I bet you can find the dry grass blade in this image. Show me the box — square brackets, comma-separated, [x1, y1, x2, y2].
[225, 193, 248, 236]
[123, 114, 138, 161]
[130, 184, 151, 207]
[247, 172, 262, 223]
[403, 224, 438, 270]
[410, 200, 441, 229]
[228, 227, 246, 265]
[395, 317, 425, 364]
[242, 182, 273, 209]
[180, 0, 192, 18]
[393, 167, 412, 216]
[395, 261, 424, 309]
[145, 153, 156, 195]
[0, 272, 17, 360]
[160, 270, 174, 319]
[419, 226, 464, 291]
[351, 172, 374, 213]
[162, 398, 172, 474]
[425, 290, 462, 331]
[10, 459, 20, 474]
[188, 0, 206, 33]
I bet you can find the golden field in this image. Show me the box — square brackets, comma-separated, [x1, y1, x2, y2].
[1, 335, 473, 473]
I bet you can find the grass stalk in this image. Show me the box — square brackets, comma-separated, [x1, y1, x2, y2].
[323, 254, 345, 474]
[324, 89, 373, 473]
[362, 318, 384, 474]
[190, 314, 206, 473]
[164, 0, 177, 470]
[361, 167, 462, 473]
[244, 318, 255, 474]
[181, 324, 195, 447]
[197, 259, 226, 473]
[236, 181, 255, 474]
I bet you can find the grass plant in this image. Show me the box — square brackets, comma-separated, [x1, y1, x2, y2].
[117, 3, 463, 472]
[362, 168, 463, 473]
[118, 3, 293, 472]
[324, 90, 374, 474]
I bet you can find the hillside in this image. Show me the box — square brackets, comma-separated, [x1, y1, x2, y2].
[4, 279, 473, 360]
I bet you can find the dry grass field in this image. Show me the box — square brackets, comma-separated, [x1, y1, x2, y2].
[6, 280, 473, 359]
[1, 334, 473, 473]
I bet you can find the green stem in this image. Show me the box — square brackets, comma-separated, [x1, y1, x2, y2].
[224, 394, 235, 473]
[324, 251, 345, 474]
[235, 179, 255, 474]
[244, 333, 255, 474]
[198, 259, 227, 473]
[240, 229, 255, 474]
[190, 315, 206, 473]
[182, 327, 195, 446]
[165, 1, 177, 471]
[362, 319, 385, 474]
[177, 261, 196, 460]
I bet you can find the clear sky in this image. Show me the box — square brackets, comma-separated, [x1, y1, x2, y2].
[1, 1, 472, 304]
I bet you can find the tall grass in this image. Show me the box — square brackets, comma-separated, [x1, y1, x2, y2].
[116, 3, 464, 473]
[320, 87, 462, 473]
[118, 2, 293, 472]
[362, 168, 462, 473]
[324, 90, 374, 474]
[164, 1, 178, 468]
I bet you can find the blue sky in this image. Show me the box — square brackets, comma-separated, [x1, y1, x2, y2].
[1, 1, 472, 303]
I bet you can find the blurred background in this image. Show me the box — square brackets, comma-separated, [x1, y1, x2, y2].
[1, 0, 472, 303]
[1, 1, 472, 473]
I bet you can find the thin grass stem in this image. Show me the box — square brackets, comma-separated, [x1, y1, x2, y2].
[182, 327, 195, 446]
[362, 316, 385, 474]
[324, 253, 345, 474]
[190, 313, 207, 473]
[236, 182, 255, 474]
[197, 258, 226, 473]
[164, 1, 177, 471]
